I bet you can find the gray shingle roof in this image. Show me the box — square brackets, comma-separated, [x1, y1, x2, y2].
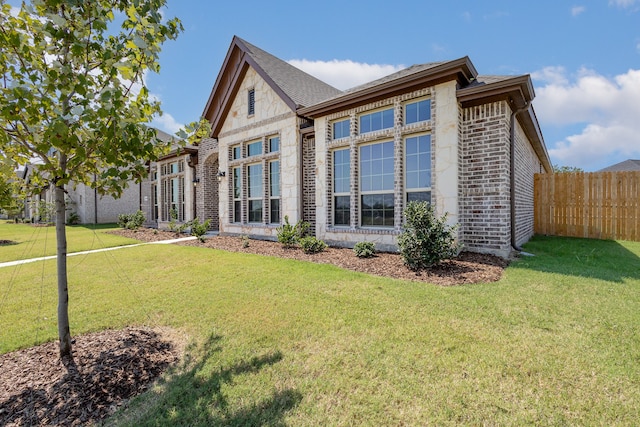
[598, 159, 640, 172]
[237, 38, 342, 108]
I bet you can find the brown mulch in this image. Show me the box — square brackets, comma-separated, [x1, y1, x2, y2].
[111, 227, 509, 286]
[0, 327, 184, 427]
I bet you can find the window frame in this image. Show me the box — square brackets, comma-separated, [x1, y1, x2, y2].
[359, 107, 394, 135]
[247, 162, 263, 223]
[332, 148, 350, 227]
[332, 118, 350, 140]
[404, 98, 432, 125]
[359, 140, 395, 228]
[404, 133, 432, 204]
[232, 166, 242, 223]
[268, 136, 280, 153]
[269, 160, 280, 224]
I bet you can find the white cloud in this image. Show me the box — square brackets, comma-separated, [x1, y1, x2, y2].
[151, 112, 183, 135]
[533, 67, 640, 170]
[288, 59, 404, 91]
[609, 0, 638, 7]
[571, 5, 586, 16]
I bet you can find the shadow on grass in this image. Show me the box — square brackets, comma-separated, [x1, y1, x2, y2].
[514, 235, 640, 283]
[117, 333, 302, 426]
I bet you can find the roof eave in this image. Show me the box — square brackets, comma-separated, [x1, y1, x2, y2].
[299, 57, 478, 118]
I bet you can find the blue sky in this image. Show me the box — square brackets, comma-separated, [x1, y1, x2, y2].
[9, 0, 640, 171]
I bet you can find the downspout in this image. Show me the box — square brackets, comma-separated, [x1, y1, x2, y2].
[510, 101, 531, 252]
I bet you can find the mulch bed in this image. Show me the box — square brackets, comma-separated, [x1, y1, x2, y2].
[0, 327, 183, 427]
[112, 227, 509, 286]
[0, 228, 509, 426]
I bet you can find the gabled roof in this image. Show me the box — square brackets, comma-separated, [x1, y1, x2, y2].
[203, 36, 341, 138]
[299, 57, 478, 117]
[598, 159, 640, 172]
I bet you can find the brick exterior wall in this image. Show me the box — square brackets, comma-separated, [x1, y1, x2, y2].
[459, 101, 512, 256]
[197, 137, 220, 230]
[513, 119, 543, 246]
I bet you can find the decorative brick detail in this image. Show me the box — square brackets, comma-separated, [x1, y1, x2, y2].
[302, 136, 316, 236]
[197, 138, 220, 230]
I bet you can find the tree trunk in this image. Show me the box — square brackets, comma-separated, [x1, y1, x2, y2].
[55, 183, 72, 359]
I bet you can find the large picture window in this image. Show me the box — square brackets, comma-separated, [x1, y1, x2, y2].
[247, 163, 263, 223]
[360, 141, 394, 227]
[360, 108, 394, 134]
[405, 134, 432, 203]
[333, 148, 350, 226]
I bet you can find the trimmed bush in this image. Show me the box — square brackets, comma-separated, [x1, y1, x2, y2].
[276, 215, 310, 248]
[299, 236, 327, 254]
[117, 210, 145, 230]
[353, 241, 376, 258]
[398, 201, 460, 270]
[190, 217, 211, 243]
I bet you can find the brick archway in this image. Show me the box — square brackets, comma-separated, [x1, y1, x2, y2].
[199, 152, 219, 230]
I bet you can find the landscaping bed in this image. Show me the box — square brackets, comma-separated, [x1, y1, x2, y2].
[112, 227, 508, 286]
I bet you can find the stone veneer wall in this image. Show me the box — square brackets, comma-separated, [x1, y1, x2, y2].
[459, 101, 512, 257]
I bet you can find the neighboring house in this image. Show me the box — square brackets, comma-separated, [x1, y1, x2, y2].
[139, 129, 201, 228]
[598, 159, 640, 172]
[188, 36, 551, 257]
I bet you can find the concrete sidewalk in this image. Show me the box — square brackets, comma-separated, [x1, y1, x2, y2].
[0, 236, 197, 268]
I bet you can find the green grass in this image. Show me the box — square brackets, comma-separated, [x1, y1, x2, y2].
[1, 235, 639, 425]
[0, 221, 140, 262]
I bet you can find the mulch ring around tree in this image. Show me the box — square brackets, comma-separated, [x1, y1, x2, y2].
[0, 327, 186, 427]
[0, 240, 17, 245]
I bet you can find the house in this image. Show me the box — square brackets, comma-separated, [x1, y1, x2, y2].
[598, 159, 640, 172]
[19, 129, 176, 225]
[185, 36, 551, 257]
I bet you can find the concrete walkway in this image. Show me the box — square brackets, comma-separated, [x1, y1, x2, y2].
[0, 236, 197, 268]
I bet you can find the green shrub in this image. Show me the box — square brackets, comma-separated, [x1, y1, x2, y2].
[190, 217, 211, 243]
[241, 235, 250, 248]
[168, 208, 189, 234]
[117, 210, 145, 230]
[398, 201, 460, 271]
[276, 215, 310, 248]
[66, 211, 80, 225]
[353, 241, 375, 258]
[299, 236, 327, 254]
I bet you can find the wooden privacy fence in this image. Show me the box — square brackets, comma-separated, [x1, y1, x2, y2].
[534, 171, 640, 242]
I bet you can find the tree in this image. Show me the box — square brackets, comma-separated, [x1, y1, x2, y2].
[553, 164, 584, 173]
[0, 0, 183, 359]
[0, 155, 22, 216]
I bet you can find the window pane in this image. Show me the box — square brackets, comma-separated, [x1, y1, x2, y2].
[269, 136, 280, 152]
[233, 167, 241, 199]
[248, 200, 262, 223]
[247, 164, 262, 198]
[405, 99, 431, 124]
[234, 200, 242, 223]
[247, 141, 262, 157]
[360, 141, 394, 192]
[334, 195, 350, 226]
[333, 119, 350, 139]
[232, 145, 241, 160]
[270, 161, 280, 197]
[270, 199, 280, 224]
[359, 108, 394, 134]
[361, 194, 394, 227]
[405, 135, 431, 189]
[333, 149, 350, 194]
[407, 191, 431, 203]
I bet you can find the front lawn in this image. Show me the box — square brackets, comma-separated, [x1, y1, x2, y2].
[0, 235, 639, 425]
[0, 221, 140, 262]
